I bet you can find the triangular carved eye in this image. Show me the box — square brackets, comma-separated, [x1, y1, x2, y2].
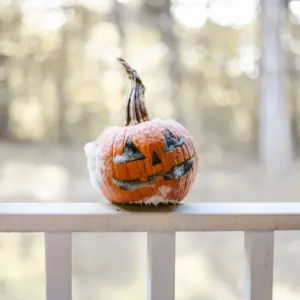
[152, 151, 162, 166]
[112, 138, 145, 164]
[164, 130, 184, 152]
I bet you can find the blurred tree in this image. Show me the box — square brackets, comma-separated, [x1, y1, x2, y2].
[285, 0, 300, 154]
[1, 0, 298, 165]
[55, 23, 69, 143]
[113, 0, 126, 56]
[0, 3, 22, 140]
[286, 25, 299, 153]
[0, 53, 10, 139]
[259, 0, 293, 175]
[140, 0, 185, 124]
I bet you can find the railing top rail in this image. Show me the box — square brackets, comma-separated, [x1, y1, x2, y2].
[0, 202, 300, 232]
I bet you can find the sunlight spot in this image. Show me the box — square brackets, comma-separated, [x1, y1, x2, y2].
[208, 0, 258, 27]
[182, 48, 204, 67]
[171, 2, 207, 28]
[289, 0, 300, 22]
[22, 0, 67, 10]
[22, 0, 68, 32]
[23, 10, 67, 32]
[238, 45, 259, 77]
[229, 0, 258, 27]
[208, 1, 230, 26]
[225, 59, 242, 78]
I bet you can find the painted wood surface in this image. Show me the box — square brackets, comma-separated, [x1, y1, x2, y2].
[0, 202, 299, 232]
[45, 233, 72, 300]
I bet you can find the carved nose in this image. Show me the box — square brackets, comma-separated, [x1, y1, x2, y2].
[152, 151, 162, 166]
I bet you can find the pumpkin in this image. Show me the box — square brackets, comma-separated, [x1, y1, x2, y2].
[84, 58, 198, 205]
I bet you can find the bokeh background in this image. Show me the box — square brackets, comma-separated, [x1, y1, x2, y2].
[0, 0, 300, 299]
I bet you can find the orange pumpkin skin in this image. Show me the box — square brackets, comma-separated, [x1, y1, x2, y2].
[85, 58, 198, 204]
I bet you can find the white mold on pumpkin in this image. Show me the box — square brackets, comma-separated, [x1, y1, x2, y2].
[128, 186, 177, 206]
[159, 185, 171, 197]
[129, 196, 178, 206]
[84, 141, 103, 192]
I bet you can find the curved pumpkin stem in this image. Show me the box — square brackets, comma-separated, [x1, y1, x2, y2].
[117, 57, 150, 126]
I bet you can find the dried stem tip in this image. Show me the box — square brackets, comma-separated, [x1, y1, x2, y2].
[117, 57, 145, 92]
[117, 57, 149, 126]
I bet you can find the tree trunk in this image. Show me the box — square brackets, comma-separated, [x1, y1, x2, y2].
[0, 54, 10, 140]
[158, 0, 185, 124]
[113, 0, 126, 56]
[56, 26, 69, 143]
[141, 0, 185, 124]
[259, 0, 293, 176]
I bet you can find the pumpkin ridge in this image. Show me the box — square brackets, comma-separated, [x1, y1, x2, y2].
[143, 123, 167, 184]
[124, 129, 147, 201]
[169, 120, 199, 185]
[109, 129, 125, 200]
[164, 124, 190, 199]
[120, 127, 134, 202]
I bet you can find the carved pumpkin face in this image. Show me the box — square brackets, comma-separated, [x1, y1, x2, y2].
[84, 58, 198, 204]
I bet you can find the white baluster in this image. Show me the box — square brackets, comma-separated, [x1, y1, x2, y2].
[45, 233, 72, 300]
[244, 231, 274, 300]
[147, 232, 176, 300]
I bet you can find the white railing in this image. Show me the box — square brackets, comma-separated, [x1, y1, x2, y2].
[1, 202, 300, 300]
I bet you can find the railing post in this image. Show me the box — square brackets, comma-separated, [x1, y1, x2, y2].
[147, 232, 176, 300]
[244, 231, 274, 300]
[45, 233, 72, 300]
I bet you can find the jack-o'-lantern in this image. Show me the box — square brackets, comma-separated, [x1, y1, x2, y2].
[84, 58, 198, 204]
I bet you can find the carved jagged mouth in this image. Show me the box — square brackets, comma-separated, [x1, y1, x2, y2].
[112, 156, 194, 191]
